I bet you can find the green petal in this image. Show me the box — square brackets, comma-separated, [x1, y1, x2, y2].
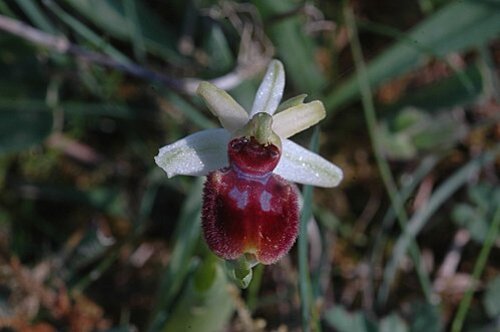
[275, 139, 343, 187]
[272, 100, 326, 138]
[197, 82, 248, 132]
[155, 129, 230, 177]
[249, 60, 285, 116]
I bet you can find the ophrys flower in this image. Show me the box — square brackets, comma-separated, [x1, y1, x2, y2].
[155, 60, 342, 264]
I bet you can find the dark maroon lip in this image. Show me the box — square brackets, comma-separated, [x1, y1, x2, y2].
[201, 135, 299, 265]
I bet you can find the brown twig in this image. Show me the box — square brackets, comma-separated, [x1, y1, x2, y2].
[0, 13, 271, 94]
[433, 228, 473, 296]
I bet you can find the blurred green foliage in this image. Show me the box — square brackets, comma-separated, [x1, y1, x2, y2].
[453, 183, 500, 243]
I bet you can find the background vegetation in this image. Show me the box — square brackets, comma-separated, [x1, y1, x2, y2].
[0, 0, 499, 331]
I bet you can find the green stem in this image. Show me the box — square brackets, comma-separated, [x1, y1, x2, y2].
[344, 6, 432, 305]
[298, 127, 321, 332]
[299, 185, 313, 332]
[246, 264, 264, 312]
[451, 205, 500, 332]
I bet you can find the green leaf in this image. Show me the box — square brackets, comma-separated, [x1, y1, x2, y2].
[252, 0, 326, 95]
[161, 261, 235, 332]
[0, 109, 52, 154]
[0, 99, 137, 119]
[203, 25, 234, 75]
[484, 276, 500, 318]
[63, 0, 183, 63]
[453, 203, 489, 241]
[385, 64, 484, 113]
[325, 0, 500, 111]
[379, 107, 467, 160]
[325, 308, 410, 332]
[452, 183, 500, 243]
[410, 302, 442, 332]
[324, 306, 378, 332]
[379, 145, 500, 303]
[44, 0, 132, 64]
[148, 179, 203, 331]
[194, 256, 217, 293]
[16, 0, 57, 33]
[380, 314, 409, 332]
[378, 121, 417, 160]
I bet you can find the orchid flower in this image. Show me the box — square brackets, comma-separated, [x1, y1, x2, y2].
[155, 60, 342, 265]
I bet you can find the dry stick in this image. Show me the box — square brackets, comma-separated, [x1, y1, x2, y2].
[0, 14, 267, 94]
[432, 229, 471, 295]
[435, 229, 470, 281]
[0, 14, 184, 90]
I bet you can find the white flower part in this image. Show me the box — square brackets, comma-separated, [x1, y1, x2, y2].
[196, 82, 248, 132]
[275, 139, 343, 187]
[272, 101, 326, 139]
[155, 59, 343, 188]
[154, 128, 229, 178]
[250, 60, 285, 117]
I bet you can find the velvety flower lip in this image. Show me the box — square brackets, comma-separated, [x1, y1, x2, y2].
[155, 59, 343, 188]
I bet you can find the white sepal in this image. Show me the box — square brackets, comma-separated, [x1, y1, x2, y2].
[274, 139, 343, 187]
[272, 101, 326, 139]
[250, 60, 285, 117]
[197, 82, 248, 132]
[155, 129, 230, 177]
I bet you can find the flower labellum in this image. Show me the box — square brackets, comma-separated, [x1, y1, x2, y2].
[155, 60, 343, 265]
[203, 114, 299, 264]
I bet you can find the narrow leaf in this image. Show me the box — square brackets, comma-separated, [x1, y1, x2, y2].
[325, 0, 500, 111]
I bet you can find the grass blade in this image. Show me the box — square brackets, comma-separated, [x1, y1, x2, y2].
[298, 127, 322, 332]
[63, 0, 183, 63]
[344, 5, 433, 305]
[15, 0, 56, 33]
[326, 0, 500, 111]
[123, 0, 146, 62]
[253, 0, 326, 95]
[148, 178, 203, 331]
[371, 155, 440, 272]
[451, 205, 500, 332]
[379, 144, 500, 303]
[44, 0, 131, 64]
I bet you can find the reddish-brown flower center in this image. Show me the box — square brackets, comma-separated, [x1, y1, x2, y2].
[228, 137, 281, 177]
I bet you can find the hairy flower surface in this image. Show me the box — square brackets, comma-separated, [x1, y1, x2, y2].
[203, 136, 299, 264]
[155, 60, 343, 264]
